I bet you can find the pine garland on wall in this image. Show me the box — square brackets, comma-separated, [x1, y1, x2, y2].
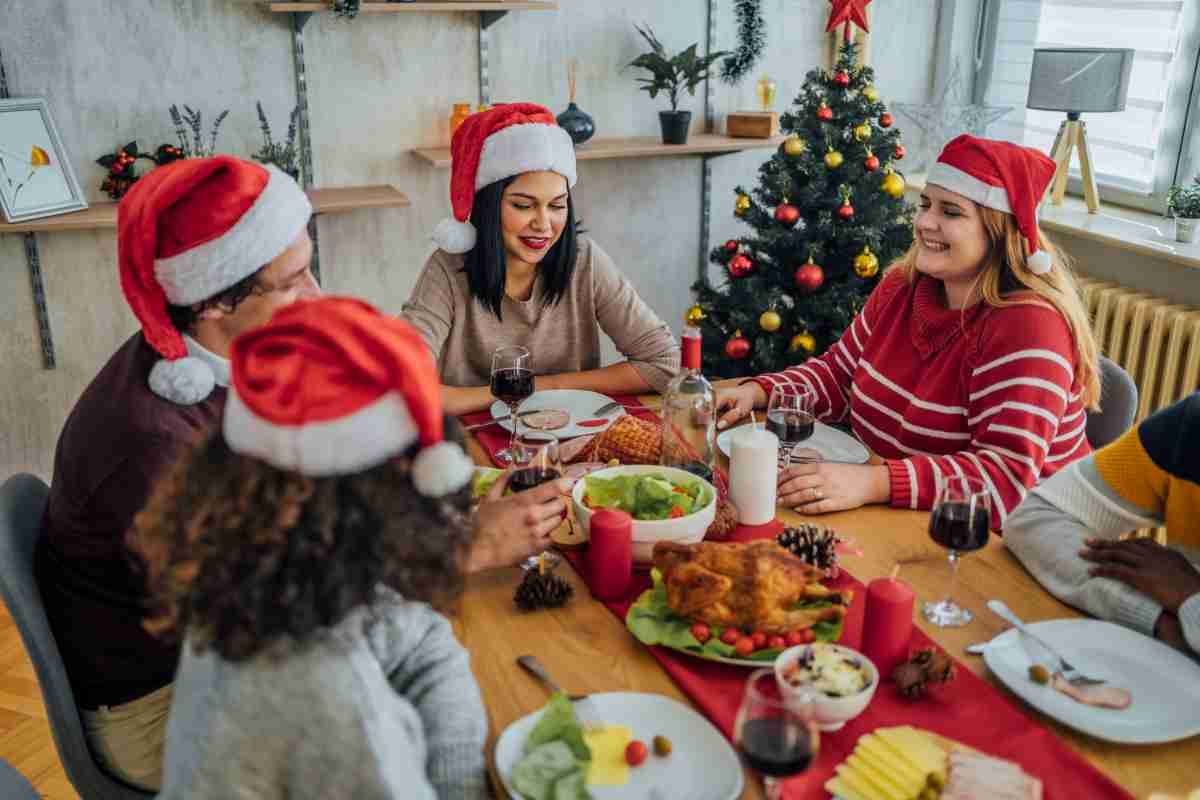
[721, 0, 766, 85]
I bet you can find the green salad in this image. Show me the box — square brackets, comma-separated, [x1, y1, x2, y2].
[625, 569, 844, 663]
[471, 467, 506, 499]
[510, 693, 593, 800]
[582, 473, 712, 521]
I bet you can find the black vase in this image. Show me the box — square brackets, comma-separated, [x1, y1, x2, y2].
[659, 110, 692, 145]
[556, 102, 595, 145]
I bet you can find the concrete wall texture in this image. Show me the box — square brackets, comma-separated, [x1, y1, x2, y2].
[0, 0, 974, 479]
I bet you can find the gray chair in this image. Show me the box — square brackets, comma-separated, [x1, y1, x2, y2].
[1086, 356, 1138, 450]
[0, 758, 39, 799]
[0, 474, 154, 799]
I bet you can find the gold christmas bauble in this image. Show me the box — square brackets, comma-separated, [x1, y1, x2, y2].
[853, 246, 880, 278]
[824, 149, 844, 169]
[759, 309, 782, 332]
[881, 171, 906, 198]
[735, 193, 751, 215]
[862, 86, 879, 103]
[853, 122, 872, 142]
[790, 332, 817, 354]
[783, 135, 807, 157]
[685, 304, 705, 326]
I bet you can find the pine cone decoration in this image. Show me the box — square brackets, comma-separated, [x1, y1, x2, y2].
[891, 646, 957, 699]
[514, 568, 574, 611]
[777, 525, 840, 576]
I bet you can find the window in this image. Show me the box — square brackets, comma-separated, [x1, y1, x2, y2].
[977, 0, 1200, 213]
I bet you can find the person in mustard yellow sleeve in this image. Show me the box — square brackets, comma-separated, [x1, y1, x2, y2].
[1006, 392, 1200, 654]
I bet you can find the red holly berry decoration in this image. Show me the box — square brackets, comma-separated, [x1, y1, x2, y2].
[728, 253, 753, 278]
[864, 153, 880, 172]
[894, 143, 906, 160]
[794, 259, 825, 294]
[833, 70, 851, 88]
[724, 239, 739, 252]
[838, 202, 855, 220]
[774, 203, 800, 227]
[725, 331, 751, 360]
[817, 102, 833, 121]
[879, 112, 894, 128]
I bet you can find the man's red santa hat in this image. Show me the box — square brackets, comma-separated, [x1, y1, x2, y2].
[118, 156, 312, 405]
[433, 102, 577, 254]
[223, 296, 474, 496]
[927, 134, 1057, 275]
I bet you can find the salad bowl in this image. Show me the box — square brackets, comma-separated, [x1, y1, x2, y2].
[572, 464, 717, 564]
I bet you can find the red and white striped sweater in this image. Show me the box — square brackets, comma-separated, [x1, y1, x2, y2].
[753, 270, 1091, 530]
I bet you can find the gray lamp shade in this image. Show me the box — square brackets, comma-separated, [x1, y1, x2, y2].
[1026, 48, 1134, 113]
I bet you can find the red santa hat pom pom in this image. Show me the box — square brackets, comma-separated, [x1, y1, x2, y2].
[435, 102, 577, 254]
[412, 440, 476, 497]
[148, 357, 216, 406]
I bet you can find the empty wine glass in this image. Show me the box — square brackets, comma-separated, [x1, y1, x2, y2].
[510, 432, 564, 571]
[765, 384, 816, 469]
[923, 476, 991, 627]
[734, 669, 819, 800]
[490, 345, 533, 465]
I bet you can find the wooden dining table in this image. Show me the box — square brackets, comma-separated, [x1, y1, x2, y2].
[451, 408, 1199, 800]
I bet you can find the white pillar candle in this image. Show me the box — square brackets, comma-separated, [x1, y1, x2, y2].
[729, 426, 778, 525]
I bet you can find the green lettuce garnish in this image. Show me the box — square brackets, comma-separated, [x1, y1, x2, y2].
[583, 473, 713, 521]
[524, 693, 591, 761]
[472, 467, 505, 499]
[512, 693, 593, 800]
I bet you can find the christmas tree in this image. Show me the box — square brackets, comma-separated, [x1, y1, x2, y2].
[692, 40, 914, 377]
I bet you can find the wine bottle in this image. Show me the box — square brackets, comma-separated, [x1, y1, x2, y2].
[659, 327, 716, 483]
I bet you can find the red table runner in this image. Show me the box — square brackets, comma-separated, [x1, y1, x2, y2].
[561, 521, 1132, 800]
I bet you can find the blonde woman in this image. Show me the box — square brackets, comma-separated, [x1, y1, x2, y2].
[716, 135, 1100, 530]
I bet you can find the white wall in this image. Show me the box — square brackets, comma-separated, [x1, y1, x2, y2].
[0, 0, 940, 478]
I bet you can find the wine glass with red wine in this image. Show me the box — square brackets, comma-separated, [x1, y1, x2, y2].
[490, 345, 534, 465]
[734, 669, 818, 800]
[765, 384, 817, 469]
[509, 432, 564, 571]
[923, 476, 991, 627]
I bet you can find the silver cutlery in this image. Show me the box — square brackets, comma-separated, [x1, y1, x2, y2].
[593, 400, 659, 417]
[986, 600, 1106, 686]
[516, 655, 590, 702]
[463, 409, 541, 432]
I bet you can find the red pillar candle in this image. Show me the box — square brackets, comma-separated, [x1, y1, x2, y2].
[862, 570, 916, 679]
[589, 509, 633, 600]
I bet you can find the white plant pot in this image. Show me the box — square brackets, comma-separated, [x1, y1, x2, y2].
[1176, 218, 1199, 244]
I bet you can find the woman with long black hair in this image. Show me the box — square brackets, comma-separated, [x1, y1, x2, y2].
[402, 103, 679, 415]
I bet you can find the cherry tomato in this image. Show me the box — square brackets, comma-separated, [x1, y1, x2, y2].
[735, 637, 755, 657]
[750, 632, 767, 650]
[625, 740, 648, 766]
[767, 635, 787, 650]
[720, 628, 741, 646]
[691, 623, 711, 644]
[785, 630, 805, 647]
[800, 629, 817, 644]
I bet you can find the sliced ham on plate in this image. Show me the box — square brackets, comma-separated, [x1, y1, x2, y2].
[1050, 674, 1132, 710]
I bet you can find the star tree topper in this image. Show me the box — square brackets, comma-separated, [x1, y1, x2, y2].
[826, 0, 871, 43]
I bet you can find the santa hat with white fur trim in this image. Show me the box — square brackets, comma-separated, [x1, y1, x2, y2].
[223, 296, 474, 496]
[433, 102, 577, 254]
[926, 134, 1057, 275]
[118, 156, 312, 405]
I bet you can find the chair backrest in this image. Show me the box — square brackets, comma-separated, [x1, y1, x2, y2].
[0, 757, 39, 800]
[0, 474, 154, 800]
[1086, 356, 1139, 450]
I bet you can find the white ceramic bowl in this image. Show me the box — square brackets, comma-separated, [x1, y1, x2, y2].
[571, 464, 717, 564]
[773, 643, 878, 732]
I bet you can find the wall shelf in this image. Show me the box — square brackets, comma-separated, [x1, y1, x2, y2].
[0, 185, 409, 235]
[412, 134, 785, 169]
[269, 2, 557, 12]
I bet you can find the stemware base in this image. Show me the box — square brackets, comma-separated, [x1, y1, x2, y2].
[923, 599, 973, 627]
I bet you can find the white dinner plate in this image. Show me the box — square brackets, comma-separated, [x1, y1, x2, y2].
[717, 422, 870, 464]
[494, 692, 744, 800]
[982, 618, 1200, 744]
[489, 389, 620, 439]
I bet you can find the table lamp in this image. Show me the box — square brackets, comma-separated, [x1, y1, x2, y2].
[1027, 47, 1134, 213]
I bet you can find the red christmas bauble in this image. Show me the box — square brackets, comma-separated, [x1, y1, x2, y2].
[879, 112, 894, 128]
[864, 155, 880, 172]
[817, 103, 833, 121]
[837, 203, 855, 220]
[725, 334, 751, 360]
[724, 239, 739, 252]
[728, 253, 753, 277]
[833, 70, 851, 87]
[794, 262, 825, 293]
[774, 203, 800, 226]
[894, 143, 906, 160]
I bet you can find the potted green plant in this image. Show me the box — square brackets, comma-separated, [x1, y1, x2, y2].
[1167, 177, 1200, 243]
[628, 24, 728, 145]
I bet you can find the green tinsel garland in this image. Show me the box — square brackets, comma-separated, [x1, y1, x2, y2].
[721, 0, 766, 85]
